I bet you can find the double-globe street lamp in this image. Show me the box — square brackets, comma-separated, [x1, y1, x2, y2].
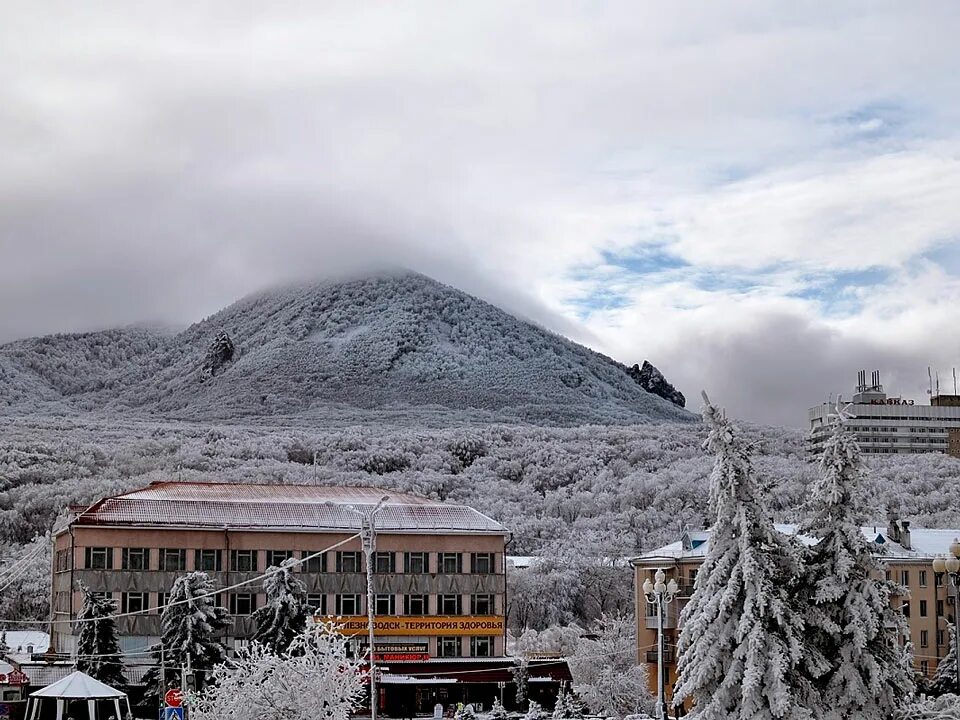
[643, 568, 679, 720]
[931, 539, 960, 691]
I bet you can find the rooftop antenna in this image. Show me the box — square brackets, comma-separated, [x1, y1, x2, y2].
[928, 366, 933, 396]
[937, 371, 941, 397]
[954, 368, 957, 395]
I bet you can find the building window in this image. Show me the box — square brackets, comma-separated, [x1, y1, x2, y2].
[921, 660, 929, 677]
[55, 591, 71, 613]
[936, 573, 944, 587]
[336, 552, 362, 573]
[85, 547, 113, 570]
[230, 550, 259, 572]
[900, 570, 910, 586]
[471, 553, 494, 574]
[920, 630, 929, 648]
[230, 593, 256, 615]
[303, 551, 325, 573]
[374, 552, 395, 573]
[375, 595, 396, 615]
[437, 637, 460, 658]
[903, 602, 910, 618]
[157, 593, 168, 613]
[938, 600, 945, 617]
[308, 594, 327, 614]
[404, 552, 428, 574]
[122, 548, 150, 571]
[55, 549, 72, 572]
[438, 553, 463, 574]
[266, 550, 294, 568]
[471, 594, 494, 615]
[920, 600, 928, 617]
[404, 595, 428, 615]
[438, 594, 462, 615]
[336, 594, 362, 615]
[160, 548, 186, 572]
[195, 550, 222, 572]
[121, 592, 149, 614]
[919, 570, 928, 587]
[938, 629, 945, 646]
[470, 636, 494, 658]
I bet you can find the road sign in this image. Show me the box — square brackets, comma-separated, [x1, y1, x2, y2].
[164, 708, 184, 720]
[165, 688, 183, 707]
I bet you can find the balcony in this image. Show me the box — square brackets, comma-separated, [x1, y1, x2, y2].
[645, 650, 675, 663]
[645, 609, 678, 629]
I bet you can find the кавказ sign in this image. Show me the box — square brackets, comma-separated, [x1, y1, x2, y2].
[317, 615, 505, 636]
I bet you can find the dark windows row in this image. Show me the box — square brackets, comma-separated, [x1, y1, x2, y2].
[437, 636, 496, 658]
[64, 592, 498, 617]
[82, 547, 498, 574]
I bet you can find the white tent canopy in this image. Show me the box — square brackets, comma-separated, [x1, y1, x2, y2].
[27, 670, 131, 720]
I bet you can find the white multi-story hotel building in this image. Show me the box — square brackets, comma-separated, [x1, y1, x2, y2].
[809, 370, 960, 456]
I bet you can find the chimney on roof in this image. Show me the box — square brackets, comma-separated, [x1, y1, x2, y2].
[887, 514, 901, 544]
[900, 520, 911, 550]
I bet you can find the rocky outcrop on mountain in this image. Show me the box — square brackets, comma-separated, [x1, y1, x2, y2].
[628, 360, 686, 408]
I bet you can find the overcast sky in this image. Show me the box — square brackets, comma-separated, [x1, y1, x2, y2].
[2, 2, 960, 426]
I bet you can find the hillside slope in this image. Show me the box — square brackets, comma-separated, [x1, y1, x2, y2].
[0, 273, 693, 424]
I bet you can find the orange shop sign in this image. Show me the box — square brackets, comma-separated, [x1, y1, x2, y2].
[317, 615, 505, 636]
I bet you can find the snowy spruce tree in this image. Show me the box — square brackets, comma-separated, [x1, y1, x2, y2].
[673, 393, 812, 720]
[798, 402, 914, 718]
[252, 561, 310, 654]
[146, 571, 229, 694]
[75, 583, 127, 688]
[930, 623, 958, 696]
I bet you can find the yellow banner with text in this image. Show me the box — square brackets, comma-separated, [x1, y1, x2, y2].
[316, 615, 505, 636]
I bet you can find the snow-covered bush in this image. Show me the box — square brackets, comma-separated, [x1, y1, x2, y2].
[551, 686, 583, 720]
[186, 623, 366, 720]
[490, 697, 509, 720]
[524, 701, 546, 720]
[455, 702, 477, 720]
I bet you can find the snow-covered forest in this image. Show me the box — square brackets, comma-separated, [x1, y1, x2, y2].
[5, 411, 960, 630]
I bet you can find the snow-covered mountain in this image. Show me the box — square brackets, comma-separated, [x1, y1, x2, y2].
[0, 273, 692, 424]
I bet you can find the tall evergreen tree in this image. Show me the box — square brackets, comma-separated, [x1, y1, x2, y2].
[931, 623, 958, 696]
[145, 571, 229, 694]
[673, 394, 812, 720]
[798, 403, 914, 718]
[75, 583, 127, 688]
[252, 561, 309, 654]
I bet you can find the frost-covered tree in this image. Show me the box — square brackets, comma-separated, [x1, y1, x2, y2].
[673, 394, 812, 720]
[187, 623, 365, 720]
[490, 697, 509, 720]
[567, 614, 653, 718]
[931, 623, 958, 696]
[252, 562, 309, 654]
[75, 583, 127, 688]
[798, 403, 914, 718]
[895, 693, 960, 720]
[525, 701, 546, 720]
[551, 685, 583, 720]
[512, 658, 530, 709]
[145, 572, 229, 694]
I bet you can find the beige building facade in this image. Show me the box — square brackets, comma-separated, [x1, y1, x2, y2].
[633, 519, 960, 706]
[51, 482, 509, 682]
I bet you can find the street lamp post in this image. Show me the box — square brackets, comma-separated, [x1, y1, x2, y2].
[642, 568, 679, 720]
[932, 538, 960, 692]
[338, 497, 390, 720]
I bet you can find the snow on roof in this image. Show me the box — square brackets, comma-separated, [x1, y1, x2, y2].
[70, 481, 507, 535]
[634, 525, 960, 563]
[2, 630, 49, 663]
[29, 670, 126, 699]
